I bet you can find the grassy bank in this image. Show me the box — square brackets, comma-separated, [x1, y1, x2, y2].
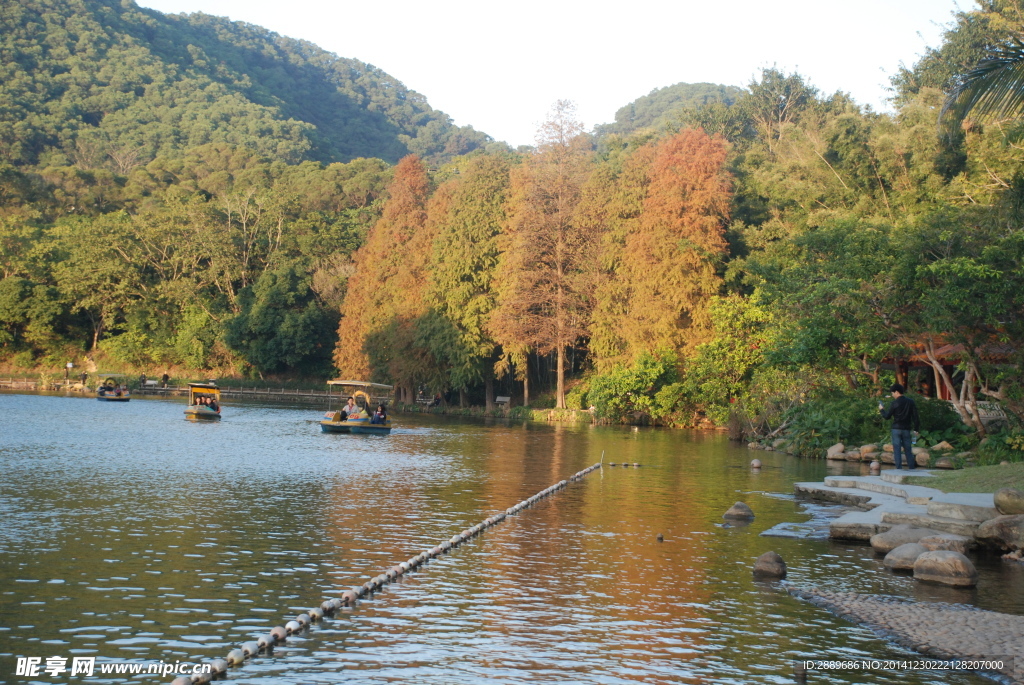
[395, 403, 595, 423]
[906, 462, 1024, 493]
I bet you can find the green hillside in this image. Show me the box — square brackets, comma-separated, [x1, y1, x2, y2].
[0, 0, 492, 169]
[595, 82, 745, 138]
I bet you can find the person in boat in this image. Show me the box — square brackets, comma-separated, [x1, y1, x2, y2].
[370, 404, 388, 424]
[343, 396, 358, 417]
[208, 397, 219, 412]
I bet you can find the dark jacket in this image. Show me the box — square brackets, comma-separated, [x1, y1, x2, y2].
[881, 395, 920, 431]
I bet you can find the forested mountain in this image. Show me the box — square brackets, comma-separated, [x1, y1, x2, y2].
[0, 0, 492, 169]
[594, 82, 745, 138]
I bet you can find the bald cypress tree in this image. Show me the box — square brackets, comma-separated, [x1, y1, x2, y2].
[334, 155, 433, 400]
[591, 129, 731, 366]
[490, 101, 596, 409]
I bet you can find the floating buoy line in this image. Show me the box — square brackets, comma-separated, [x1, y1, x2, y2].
[169, 462, 605, 685]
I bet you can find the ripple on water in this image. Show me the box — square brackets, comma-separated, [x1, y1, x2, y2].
[0, 393, 1015, 683]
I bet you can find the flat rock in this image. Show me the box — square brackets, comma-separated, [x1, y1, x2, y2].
[870, 524, 942, 554]
[918, 533, 974, 555]
[884, 542, 927, 571]
[723, 502, 754, 519]
[994, 487, 1024, 515]
[844, 451, 862, 461]
[860, 444, 879, 456]
[932, 440, 955, 452]
[933, 457, 955, 469]
[927, 492, 999, 522]
[752, 551, 786, 578]
[975, 514, 1024, 551]
[883, 443, 894, 452]
[913, 550, 978, 587]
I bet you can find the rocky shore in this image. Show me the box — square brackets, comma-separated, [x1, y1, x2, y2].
[750, 438, 971, 469]
[788, 587, 1024, 684]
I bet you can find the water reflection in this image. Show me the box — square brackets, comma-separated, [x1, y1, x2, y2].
[0, 392, 1017, 684]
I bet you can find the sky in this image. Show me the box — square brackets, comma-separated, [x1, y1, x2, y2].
[135, 0, 966, 148]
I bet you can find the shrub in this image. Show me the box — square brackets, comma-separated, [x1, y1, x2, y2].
[778, 394, 963, 457]
[586, 353, 679, 422]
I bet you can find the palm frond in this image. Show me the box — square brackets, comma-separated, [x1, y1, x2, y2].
[940, 36, 1024, 136]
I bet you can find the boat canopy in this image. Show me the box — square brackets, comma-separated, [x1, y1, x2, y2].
[326, 380, 392, 408]
[326, 380, 393, 390]
[188, 382, 220, 401]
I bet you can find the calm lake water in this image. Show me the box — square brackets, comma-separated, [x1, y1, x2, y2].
[2, 392, 1022, 684]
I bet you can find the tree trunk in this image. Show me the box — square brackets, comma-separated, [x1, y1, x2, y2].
[459, 388, 467, 408]
[556, 345, 565, 409]
[895, 360, 906, 387]
[924, 341, 985, 436]
[91, 316, 104, 351]
[485, 376, 494, 411]
[522, 356, 530, 407]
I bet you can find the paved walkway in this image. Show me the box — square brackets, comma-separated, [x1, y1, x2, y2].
[790, 587, 1024, 684]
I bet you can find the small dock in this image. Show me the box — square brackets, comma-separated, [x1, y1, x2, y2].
[136, 386, 335, 403]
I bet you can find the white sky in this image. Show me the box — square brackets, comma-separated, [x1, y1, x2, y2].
[136, 0, 966, 148]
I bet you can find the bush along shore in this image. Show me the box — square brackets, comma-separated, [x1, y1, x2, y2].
[746, 394, 1024, 469]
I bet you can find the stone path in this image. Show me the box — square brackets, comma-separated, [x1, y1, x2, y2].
[794, 471, 999, 541]
[790, 587, 1024, 684]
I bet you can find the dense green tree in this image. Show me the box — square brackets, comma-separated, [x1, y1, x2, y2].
[424, 153, 516, 405]
[224, 263, 338, 376]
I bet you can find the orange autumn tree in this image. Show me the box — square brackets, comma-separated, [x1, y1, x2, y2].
[489, 101, 596, 409]
[591, 129, 732, 367]
[333, 155, 435, 402]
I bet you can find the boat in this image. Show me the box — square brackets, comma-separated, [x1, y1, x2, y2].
[320, 380, 393, 434]
[184, 382, 222, 420]
[97, 374, 131, 402]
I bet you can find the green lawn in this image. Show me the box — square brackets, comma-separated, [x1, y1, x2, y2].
[907, 462, 1024, 493]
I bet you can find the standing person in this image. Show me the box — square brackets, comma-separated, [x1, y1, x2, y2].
[880, 383, 921, 470]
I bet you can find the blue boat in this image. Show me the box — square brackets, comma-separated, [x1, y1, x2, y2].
[319, 380, 393, 434]
[97, 374, 130, 402]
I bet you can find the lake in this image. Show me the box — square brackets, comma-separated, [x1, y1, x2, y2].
[2, 392, 1020, 684]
